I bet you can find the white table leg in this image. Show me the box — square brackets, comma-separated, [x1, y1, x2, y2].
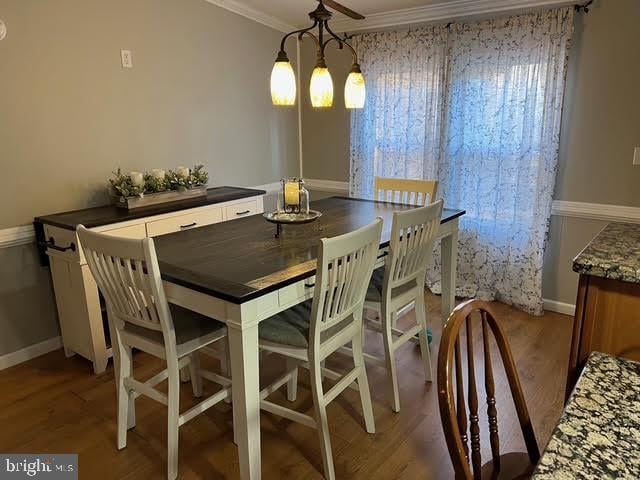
[440, 220, 459, 324]
[227, 304, 261, 480]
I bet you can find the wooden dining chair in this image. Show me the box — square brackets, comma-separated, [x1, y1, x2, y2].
[77, 226, 233, 480]
[256, 219, 383, 480]
[363, 200, 443, 412]
[374, 176, 439, 206]
[438, 300, 540, 480]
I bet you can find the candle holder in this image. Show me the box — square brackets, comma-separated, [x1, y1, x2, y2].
[264, 177, 321, 238]
[278, 177, 309, 214]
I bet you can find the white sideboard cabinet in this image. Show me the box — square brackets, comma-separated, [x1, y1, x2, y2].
[35, 187, 265, 373]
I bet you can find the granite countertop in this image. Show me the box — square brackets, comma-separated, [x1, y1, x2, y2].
[572, 222, 640, 284]
[532, 352, 640, 479]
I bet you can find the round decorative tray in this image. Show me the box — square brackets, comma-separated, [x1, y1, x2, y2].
[263, 210, 322, 237]
[263, 210, 322, 224]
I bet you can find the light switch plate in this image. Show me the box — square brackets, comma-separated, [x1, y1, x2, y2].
[634, 147, 640, 166]
[120, 49, 133, 68]
[0, 20, 7, 41]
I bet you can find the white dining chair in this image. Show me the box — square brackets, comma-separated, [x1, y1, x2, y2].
[374, 176, 439, 206]
[256, 219, 383, 480]
[364, 200, 443, 412]
[77, 225, 233, 480]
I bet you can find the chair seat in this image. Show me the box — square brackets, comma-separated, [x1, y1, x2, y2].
[365, 267, 417, 303]
[124, 303, 226, 346]
[259, 301, 313, 348]
[480, 452, 535, 479]
[259, 300, 355, 349]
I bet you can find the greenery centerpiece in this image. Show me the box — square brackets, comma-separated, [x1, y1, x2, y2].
[110, 165, 209, 210]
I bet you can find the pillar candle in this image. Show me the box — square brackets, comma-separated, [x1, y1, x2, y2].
[151, 169, 165, 180]
[284, 181, 300, 206]
[130, 171, 144, 187]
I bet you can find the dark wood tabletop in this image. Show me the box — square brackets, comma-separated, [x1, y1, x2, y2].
[34, 186, 265, 230]
[154, 196, 465, 304]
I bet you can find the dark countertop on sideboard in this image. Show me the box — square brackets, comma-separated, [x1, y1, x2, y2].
[572, 222, 640, 284]
[34, 186, 266, 231]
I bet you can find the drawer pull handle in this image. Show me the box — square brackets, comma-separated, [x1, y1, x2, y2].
[236, 210, 251, 216]
[305, 282, 316, 288]
[39, 237, 76, 253]
[180, 222, 197, 229]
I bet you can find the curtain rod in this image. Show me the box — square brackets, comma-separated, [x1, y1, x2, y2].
[575, 0, 594, 13]
[347, 1, 593, 36]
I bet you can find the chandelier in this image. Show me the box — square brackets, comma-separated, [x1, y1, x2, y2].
[270, 0, 366, 109]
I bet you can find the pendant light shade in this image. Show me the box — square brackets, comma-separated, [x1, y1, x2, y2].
[270, 52, 296, 106]
[270, 1, 366, 110]
[344, 64, 366, 109]
[310, 65, 334, 108]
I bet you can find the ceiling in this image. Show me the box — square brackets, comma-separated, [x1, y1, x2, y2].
[209, 0, 575, 32]
[234, 0, 455, 27]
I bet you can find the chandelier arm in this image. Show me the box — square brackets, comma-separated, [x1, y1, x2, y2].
[278, 21, 319, 53]
[322, 22, 359, 65]
[298, 30, 320, 49]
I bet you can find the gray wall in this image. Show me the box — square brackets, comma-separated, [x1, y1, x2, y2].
[0, 0, 299, 228]
[0, 244, 59, 356]
[543, 0, 640, 304]
[0, 0, 299, 357]
[300, 40, 352, 181]
[301, 0, 640, 307]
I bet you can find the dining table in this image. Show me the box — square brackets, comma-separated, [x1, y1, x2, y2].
[154, 195, 465, 479]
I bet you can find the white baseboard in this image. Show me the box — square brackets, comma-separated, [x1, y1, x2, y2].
[0, 336, 62, 371]
[543, 299, 576, 316]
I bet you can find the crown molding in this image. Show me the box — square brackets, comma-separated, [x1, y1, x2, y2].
[329, 0, 575, 33]
[204, 0, 295, 33]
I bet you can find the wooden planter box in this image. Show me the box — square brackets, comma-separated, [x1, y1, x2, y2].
[114, 185, 208, 210]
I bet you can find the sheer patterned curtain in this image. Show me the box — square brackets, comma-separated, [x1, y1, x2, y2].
[350, 26, 448, 199]
[350, 8, 574, 314]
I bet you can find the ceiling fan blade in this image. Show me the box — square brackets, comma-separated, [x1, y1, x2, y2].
[321, 0, 365, 20]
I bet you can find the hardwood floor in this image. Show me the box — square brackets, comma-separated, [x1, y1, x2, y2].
[0, 293, 573, 479]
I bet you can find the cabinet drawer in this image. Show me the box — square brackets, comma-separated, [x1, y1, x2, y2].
[278, 277, 316, 308]
[44, 223, 146, 264]
[224, 200, 258, 221]
[146, 207, 223, 237]
[102, 224, 147, 239]
[44, 225, 82, 262]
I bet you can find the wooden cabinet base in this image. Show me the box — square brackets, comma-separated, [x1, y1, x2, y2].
[566, 274, 640, 398]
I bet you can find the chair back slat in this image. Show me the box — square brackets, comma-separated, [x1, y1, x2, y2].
[77, 226, 172, 338]
[385, 201, 443, 293]
[482, 312, 501, 467]
[466, 317, 482, 479]
[310, 219, 383, 351]
[454, 338, 469, 460]
[438, 300, 540, 479]
[374, 177, 439, 206]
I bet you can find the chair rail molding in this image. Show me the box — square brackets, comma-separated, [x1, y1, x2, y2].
[252, 181, 282, 194]
[305, 179, 349, 193]
[203, 0, 295, 32]
[551, 201, 640, 224]
[0, 224, 36, 249]
[330, 0, 576, 32]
